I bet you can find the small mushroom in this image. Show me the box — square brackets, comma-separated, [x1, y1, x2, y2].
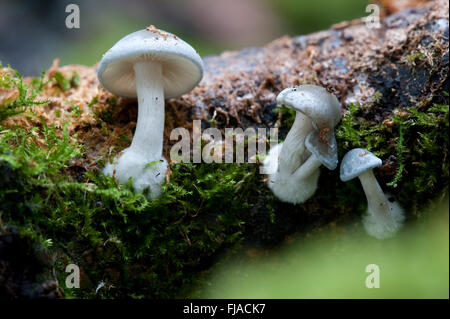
[263, 85, 342, 204]
[340, 148, 405, 239]
[98, 27, 204, 198]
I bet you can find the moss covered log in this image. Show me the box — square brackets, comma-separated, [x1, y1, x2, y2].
[0, 0, 448, 298]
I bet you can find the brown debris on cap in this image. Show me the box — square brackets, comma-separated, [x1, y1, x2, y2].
[145, 25, 174, 41]
[359, 151, 369, 157]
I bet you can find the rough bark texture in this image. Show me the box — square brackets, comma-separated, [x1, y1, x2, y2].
[7, 0, 446, 174]
[8, 0, 448, 232]
[121, 0, 447, 244]
[173, 0, 447, 134]
[163, 0, 448, 244]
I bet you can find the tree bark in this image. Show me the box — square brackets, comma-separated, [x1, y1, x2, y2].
[165, 0, 448, 135]
[160, 0, 448, 244]
[5, 0, 448, 246]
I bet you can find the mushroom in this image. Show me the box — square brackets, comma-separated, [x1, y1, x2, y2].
[98, 26, 204, 198]
[340, 148, 405, 239]
[263, 85, 342, 204]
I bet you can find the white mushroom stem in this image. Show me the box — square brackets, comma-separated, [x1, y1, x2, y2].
[131, 60, 165, 160]
[292, 153, 323, 180]
[278, 111, 313, 175]
[358, 170, 394, 224]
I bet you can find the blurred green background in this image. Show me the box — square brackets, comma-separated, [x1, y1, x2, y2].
[202, 198, 449, 298]
[0, 0, 368, 76]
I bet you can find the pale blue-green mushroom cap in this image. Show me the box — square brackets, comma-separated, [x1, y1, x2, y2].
[97, 28, 204, 99]
[340, 148, 382, 182]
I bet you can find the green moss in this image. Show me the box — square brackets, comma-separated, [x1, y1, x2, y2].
[372, 90, 383, 104]
[336, 102, 387, 157]
[390, 102, 449, 213]
[386, 123, 405, 188]
[51, 71, 80, 91]
[405, 52, 427, 67]
[0, 65, 47, 121]
[1, 143, 256, 298]
[273, 107, 296, 127]
[387, 103, 449, 191]
[0, 123, 256, 298]
[334, 97, 449, 213]
[0, 68, 257, 298]
[0, 66, 448, 298]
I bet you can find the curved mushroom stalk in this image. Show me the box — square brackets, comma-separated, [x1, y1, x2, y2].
[291, 152, 323, 180]
[340, 148, 405, 239]
[358, 170, 405, 239]
[278, 111, 313, 175]
[264, 143, 321, 204]
[263, 85, 342, 204]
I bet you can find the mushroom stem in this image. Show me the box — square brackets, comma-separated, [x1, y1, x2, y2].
[278, 111, 313, 175]
[358, 170, 394, 223]
[292, 153, 323, 180]
[131, 60, 164, 160]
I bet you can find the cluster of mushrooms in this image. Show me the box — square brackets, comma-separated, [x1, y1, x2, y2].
[262, 85, 405, 239]
[97, 27, 404, 240]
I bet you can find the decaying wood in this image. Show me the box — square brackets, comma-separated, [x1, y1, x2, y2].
[2, 0, 448, 246]
[2, 0, 449, 300]
[173, 0, 447, 135]
[6, 0, 446, 174]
